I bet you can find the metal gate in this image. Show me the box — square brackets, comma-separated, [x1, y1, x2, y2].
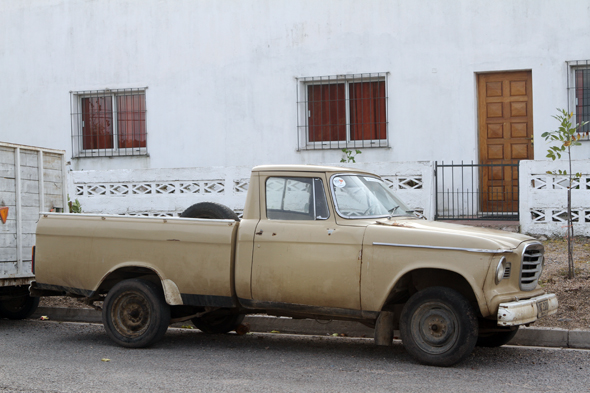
[434, 161, 519, 220]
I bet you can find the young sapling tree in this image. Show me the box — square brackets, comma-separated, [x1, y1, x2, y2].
[541, 109, 589, 278]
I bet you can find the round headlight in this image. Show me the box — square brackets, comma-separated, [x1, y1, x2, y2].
[495, 257, 507, 285]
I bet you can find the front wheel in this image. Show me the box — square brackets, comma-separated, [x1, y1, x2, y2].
[102, 279, 170, 348]
[192, 313, 245, 334]
[0, 295, 40, 320]
[399, 287, 478, 367]
[477, 326, 519, 347]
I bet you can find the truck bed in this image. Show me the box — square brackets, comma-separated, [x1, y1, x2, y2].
[35, 213, 238, 305]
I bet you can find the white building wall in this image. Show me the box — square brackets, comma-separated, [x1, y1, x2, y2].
[2, 1, 590, 235]
[1, 0, 589, 171]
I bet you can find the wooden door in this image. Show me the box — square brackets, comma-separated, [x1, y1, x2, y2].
[477, 71, 533, 214]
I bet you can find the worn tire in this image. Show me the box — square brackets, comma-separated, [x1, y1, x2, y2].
[181, 202, 239, 220]
[399, 287, 478, 367]
[102, 279, 170, 348]
[192, 313, 245, 334]
[0, 295, 40, 320]
[477, 326, 519, 347]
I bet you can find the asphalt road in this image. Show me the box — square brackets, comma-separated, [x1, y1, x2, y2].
[1, 320, 589, 393]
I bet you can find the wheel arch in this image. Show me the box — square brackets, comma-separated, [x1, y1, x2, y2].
[379, 267, 488, 317]
[95, 263, 183, 306]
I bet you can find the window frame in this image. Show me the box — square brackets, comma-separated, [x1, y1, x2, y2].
[70, 88, 149, 158]
[264, 176, 330, 221]
[567, 60, 590, 141]
[296, 72, 389, 151]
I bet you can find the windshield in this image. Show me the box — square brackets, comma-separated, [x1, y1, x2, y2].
[331, 174, 414, 219]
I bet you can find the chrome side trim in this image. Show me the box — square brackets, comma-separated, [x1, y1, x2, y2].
[372, 242, 513, 254]
[39, 212, 235, 224]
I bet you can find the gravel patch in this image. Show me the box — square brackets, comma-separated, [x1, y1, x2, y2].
[534, 236, 590, 330]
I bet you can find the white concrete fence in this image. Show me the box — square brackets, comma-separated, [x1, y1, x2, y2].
[69, 161, 435, 220]
[68, 159, 590, 237]
[520, 160, 590, 237]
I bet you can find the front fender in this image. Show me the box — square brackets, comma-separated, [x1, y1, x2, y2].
[361, 228, 494, 316]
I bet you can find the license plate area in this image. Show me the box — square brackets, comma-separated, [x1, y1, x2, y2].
[537, 299, 549, 318]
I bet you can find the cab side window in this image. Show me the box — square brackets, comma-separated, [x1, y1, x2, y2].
[266, 177, 329, 220]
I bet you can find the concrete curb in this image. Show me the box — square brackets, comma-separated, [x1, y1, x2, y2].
[31, 307, 590, 349]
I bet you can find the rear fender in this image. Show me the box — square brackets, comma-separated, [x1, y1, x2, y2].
[96, 262, 183, 306]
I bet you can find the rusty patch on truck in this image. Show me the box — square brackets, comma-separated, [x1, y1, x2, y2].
[376, 220, 414, 228]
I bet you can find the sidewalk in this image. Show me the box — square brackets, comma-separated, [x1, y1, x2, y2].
[30, 307, 590, 349]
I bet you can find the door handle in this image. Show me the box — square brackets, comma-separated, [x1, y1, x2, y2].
[255, 230, 263, 235]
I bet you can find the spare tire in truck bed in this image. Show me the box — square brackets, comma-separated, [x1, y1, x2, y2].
[180, 202, 239, 220]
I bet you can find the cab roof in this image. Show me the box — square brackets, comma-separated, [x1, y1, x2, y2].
[251, 164, 376, 175]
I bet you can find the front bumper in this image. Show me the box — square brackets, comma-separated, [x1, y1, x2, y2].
[497, 293, 558, 326]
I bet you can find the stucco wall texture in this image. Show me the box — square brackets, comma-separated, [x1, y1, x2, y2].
[2, 0, 590, 171]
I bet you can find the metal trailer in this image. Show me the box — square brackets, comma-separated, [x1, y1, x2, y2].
[0, 142, 68, 319]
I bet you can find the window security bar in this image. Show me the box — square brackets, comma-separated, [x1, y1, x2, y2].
[70, 88, 148, 158]
[567, 60, 590, 141]
[296, 72, 389, 151]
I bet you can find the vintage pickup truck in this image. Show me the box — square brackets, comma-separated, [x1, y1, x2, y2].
[31, 165, 557, 366]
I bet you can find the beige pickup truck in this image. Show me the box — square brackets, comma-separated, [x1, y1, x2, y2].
[31, 165, 557, 366]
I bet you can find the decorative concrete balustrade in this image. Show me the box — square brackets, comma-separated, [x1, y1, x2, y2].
[68, 159, 590, 237]
[520, 160, 590, 237]
[69, 161, 435, 220]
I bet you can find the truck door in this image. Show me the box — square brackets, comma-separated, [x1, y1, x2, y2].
[250, 174, 364, 311]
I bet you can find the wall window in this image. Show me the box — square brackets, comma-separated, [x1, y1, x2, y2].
[297, 73, 388, 150]
[71, 88, 147, 157]
[568, 61, 590, 140]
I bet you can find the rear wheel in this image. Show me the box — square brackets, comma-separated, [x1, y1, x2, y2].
[477, 326, 519, 347]
[399, 287, 478, 367]
[192, 313, 245, 334]
[0, 295, 40, 320]
[103, 279, 170, 348]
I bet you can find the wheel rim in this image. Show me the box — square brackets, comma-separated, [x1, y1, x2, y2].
[110, 291, 151, 338]
[410, 301, 459, 355]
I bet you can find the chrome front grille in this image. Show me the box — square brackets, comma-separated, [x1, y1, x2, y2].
[503, 262, 511, 278]
[520, 243, 544, 291]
